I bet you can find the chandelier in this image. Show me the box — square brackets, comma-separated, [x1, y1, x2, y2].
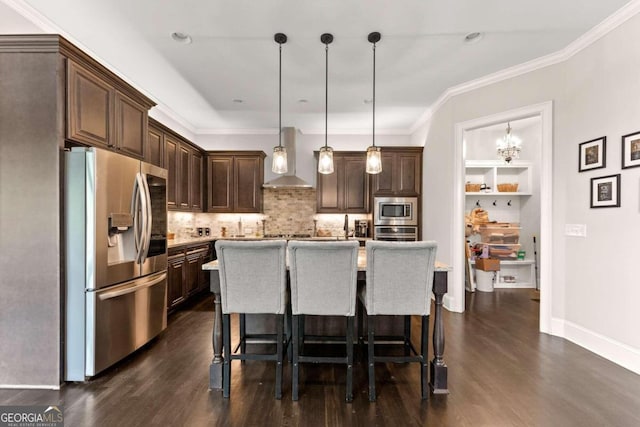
[496, 122, 521, 163]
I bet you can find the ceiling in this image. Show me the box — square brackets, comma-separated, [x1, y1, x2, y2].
[3, 0, 632, 134]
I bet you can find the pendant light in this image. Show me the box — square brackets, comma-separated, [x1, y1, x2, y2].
[272, 33, 288, 174]
[496, 122, 522, 164]
[318, 33, 335, 175]
[366, 32, 383, 174]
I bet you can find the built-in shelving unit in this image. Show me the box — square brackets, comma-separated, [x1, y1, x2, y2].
[465, 160, 532, 196]
[466, 160, 535, 288]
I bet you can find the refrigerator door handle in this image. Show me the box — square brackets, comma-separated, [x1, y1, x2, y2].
[140, 173, 153, 263]
[97, 272, 167, 300]
[132, 172, 148, 264]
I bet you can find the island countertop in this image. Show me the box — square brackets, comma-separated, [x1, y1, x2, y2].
[202, 246, 451, 272]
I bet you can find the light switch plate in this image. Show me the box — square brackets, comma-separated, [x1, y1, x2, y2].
[565, 224, 587, 237]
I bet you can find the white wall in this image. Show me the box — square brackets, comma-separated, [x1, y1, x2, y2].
[417, 11, 640, 373]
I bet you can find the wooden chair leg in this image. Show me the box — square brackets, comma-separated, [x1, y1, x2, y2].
[275, 314, 283, 400]
[346, 316, 354, 402]
[292, 315, 300, 401]
[223, 314, 231, 398]
[421, 315, 429, 400]
[367, 314, 376, 402]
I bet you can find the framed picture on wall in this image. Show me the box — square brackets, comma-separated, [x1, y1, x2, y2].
[590, 174, 620, 208]
[579, 137, 606, 172]
[621, 131, 640, 169]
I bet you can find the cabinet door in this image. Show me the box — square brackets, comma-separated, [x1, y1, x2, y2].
[191, 150, 203, 211]
[235, 156, 263, 212]
[316, 156, 343, 212]
[115, 92, 146, 160]
[165, 135, 180, 210]
[179, 145, 191, 209]
[147, 125, 164, 167]
[67, 61, 114, 148]
[396, 152, 421, 196]
[372, 153, 395, 195]
[167, 255, 186, 309]
[343, 155, 369, 212]
[207, 156, 234, 212]
[185, 254, 202, 297]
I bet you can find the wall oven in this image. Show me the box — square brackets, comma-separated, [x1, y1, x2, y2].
[374, 197, 418, 226]
[373, 196, 419, 241]
[374, 226, 418, 241]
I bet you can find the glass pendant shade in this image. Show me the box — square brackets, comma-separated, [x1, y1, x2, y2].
[318, 146, 334, 174]
[366, 146, 382, 174]
[272, 145, 288, 174]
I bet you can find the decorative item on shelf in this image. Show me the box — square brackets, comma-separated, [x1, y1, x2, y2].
[465, 182, 482, 192]
[272, 33, 288, 174]
[366, 31, 382, 175]
[318, 33, 335, 175]
[496, 122, 522, 164]
[497, 183, 519, 192]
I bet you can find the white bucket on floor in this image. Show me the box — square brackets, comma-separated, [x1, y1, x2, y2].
[475, 270, 495, 292]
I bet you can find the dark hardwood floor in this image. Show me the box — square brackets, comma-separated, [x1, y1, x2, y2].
[2, 289, 640, 426]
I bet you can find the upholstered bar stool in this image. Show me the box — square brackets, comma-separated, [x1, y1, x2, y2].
[361, 240, 437, 401]
[215, 240, 288, 399]
[288, 240, 359, 402]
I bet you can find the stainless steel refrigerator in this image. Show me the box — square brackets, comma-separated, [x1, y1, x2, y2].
[65, 147, 168, 381]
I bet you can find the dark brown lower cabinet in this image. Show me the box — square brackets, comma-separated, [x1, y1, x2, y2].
[168, 242, 215, 313]
[168, 250, 186, 310]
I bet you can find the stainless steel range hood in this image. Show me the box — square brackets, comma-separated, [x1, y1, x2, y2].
[263, 127, 312, 188]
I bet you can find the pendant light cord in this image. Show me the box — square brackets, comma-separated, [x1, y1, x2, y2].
[279, 42, 282, 148]
[372, 42, 376, 148]
[324, 43, 328, 149]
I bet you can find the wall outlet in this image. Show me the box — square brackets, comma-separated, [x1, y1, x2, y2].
[565, 224, 587, 237]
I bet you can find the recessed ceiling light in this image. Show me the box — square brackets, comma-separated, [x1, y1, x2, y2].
[171, 32, 192, 44]
[463, 32, 483, 44]
[232, 99, 244, 103]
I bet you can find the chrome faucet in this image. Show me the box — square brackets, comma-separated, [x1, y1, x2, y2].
[344, 214, 349, 239]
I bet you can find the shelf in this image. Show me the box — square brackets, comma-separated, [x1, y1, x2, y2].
[466, 192, 531, 196]
[465, 160, 532, 194]
[471, 259, 536, 289]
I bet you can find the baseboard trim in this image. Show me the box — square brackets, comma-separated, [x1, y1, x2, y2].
[552, 318, 640, 376]
[0, 384, 60, 390]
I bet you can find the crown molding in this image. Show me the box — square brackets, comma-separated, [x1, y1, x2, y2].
[409, 0, 640, 134]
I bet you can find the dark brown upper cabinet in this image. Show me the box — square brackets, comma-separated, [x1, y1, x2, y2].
[371, 147, 423, 197]
[316, 151, 370, 213]
[191, 150, 203, 211]
[67, 61, 113, 148]
[146, 123, 165, 168]
[207, 151, 266, 213]
[165, 134, 180, 210]
[67, 60, 152, 160]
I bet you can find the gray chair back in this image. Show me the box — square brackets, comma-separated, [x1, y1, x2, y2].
[288, 240, 359, 316]
[215, 240, 287, 315]
[365, 240, 437, 316]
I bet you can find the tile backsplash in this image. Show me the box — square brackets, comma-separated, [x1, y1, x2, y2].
[168, 188, 370, 238]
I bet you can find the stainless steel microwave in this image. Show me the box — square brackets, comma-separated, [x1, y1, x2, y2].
[373, 197, 418, 226]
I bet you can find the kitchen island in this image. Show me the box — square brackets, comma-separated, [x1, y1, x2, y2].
[202, 246, 451, 394]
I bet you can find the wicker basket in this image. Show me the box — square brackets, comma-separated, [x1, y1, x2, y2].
[497, 183, 518, 192]
[465, 183, 482, 192]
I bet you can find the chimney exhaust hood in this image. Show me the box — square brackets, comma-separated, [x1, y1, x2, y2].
[263, 127, 313, 188]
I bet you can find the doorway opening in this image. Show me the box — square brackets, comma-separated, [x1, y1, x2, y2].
[453, 102, 553, 333]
